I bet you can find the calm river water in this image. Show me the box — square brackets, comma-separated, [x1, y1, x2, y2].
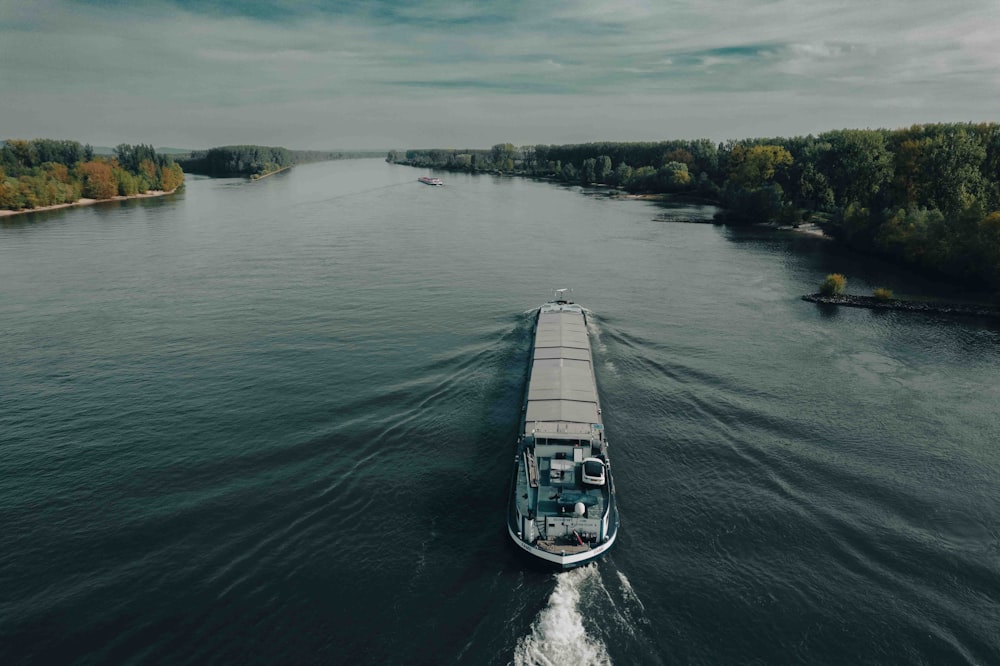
[1, 159, 998, 665]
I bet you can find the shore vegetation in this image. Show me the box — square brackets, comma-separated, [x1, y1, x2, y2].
[177, 146, 385, 178]
[873, 287, 894, 302]
[392, 123, 1000, 290]
[820, 274, 848, 296]
[1, 139, 183, 212]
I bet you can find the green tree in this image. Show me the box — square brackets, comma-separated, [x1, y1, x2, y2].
[0, 167, 22, 209]
[921, 127, 986, 216]
[609, 162, 633, 187]
[797, 163, 834, 210]
[114, 167, 140, 196]
[491, 143, 516, 170]
[822, 130, 893, 207]
[595, 155, 612, 183]
[728, 144, 793, 188]
[627, 166, 658, 192]
[8, 140, 39, 169]
[658, 161, 691, 189]
[978, 211, 1000, 286]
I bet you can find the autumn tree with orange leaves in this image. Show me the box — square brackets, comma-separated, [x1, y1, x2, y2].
[1, 139, 184, 210]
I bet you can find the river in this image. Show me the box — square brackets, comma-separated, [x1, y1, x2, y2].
[1, 159, 998, 664]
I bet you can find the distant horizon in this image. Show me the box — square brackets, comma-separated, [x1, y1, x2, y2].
[46, 115, 1000, 158]
[4, 109, 997, 155]
[83, 145, 393, 155]
[6, 113, 1000, 159]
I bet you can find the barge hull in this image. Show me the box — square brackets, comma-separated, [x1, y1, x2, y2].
[507, 294, 619, 569]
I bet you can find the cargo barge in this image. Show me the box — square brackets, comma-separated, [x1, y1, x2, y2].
[506, 290, 619, 568]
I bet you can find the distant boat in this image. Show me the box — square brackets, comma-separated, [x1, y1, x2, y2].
[418, 177, 443, 186]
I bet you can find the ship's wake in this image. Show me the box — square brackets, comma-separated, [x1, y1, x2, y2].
[512, 566, 612, 666]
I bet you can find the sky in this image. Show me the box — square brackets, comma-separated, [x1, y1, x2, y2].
[1, 0, 998, 150]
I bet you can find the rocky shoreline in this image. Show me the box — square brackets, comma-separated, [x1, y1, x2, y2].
[803, 293, 1000, 319]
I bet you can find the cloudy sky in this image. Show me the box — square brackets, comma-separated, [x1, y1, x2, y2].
[1, 0, 998, 150]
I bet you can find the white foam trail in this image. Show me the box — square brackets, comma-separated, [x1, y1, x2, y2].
[513, 567, 612, 666]
[583, 309, 599, 336]
[616, 571, 645, 611]
[584, 311, 609, 354]
[583, 314, 618, 377]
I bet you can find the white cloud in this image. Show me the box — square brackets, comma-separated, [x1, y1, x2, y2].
[1, 0, 997, 148]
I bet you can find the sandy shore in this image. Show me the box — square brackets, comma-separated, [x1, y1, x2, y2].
[0, 189, 177, 218]
[783, 222, 830, 238]
[622, 193, 670, 201]
[250, 166, 293, 180]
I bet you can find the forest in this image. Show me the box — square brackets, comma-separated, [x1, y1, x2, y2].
[0, 139, 184, 211]
[177, 146, 385, 177]
[393, 123, 1000, 289]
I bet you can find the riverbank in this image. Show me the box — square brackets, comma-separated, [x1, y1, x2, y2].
[0, 188, 179, 218]
[803, 293, 1000, 318]
[540, 181, 830, 236]
[250, 165, 293, 180]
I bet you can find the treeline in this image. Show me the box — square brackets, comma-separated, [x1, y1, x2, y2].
[393, 123, 1000, 288]
[177, 146, 384, 177]
[1, 139, 184, 211]
[296, 149, 386, 161]
[176, 145, 293, 178]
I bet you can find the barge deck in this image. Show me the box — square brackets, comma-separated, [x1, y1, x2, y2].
[506, 291, 619, 568]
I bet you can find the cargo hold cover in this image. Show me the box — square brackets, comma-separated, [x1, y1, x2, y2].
[524, 308, 601, 432]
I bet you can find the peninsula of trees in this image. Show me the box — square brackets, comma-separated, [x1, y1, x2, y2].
[392, 123, 1000, 289]
[1, 139, 184, 211]
[176, 146, 385, 178]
